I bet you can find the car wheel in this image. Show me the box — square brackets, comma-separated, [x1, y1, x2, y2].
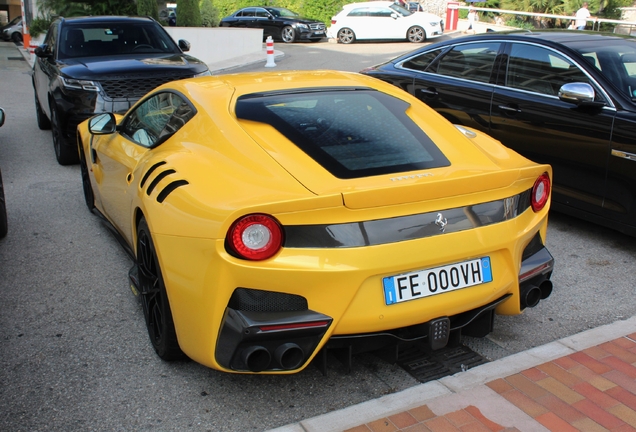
[50, 102, 79, 165]
[0, 169, 7, 239]
[407, 26, 426, 43]
[281, 26, 296, 43]
[137, 217, 185, 360]
[34, 93, 51, 130]
[78, 143, 94, 211]
[11, 32, 22, 43]
[337, 28, 355, 44]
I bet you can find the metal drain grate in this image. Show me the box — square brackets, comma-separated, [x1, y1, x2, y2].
[396, 343, 488, 383]
[7, 57, 25, 61]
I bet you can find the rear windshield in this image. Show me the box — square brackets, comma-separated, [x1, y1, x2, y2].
[235, 88, 449, 179]
[58, 22, 179, 59]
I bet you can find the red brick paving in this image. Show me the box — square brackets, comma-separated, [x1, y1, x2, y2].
[344, 335, 636, 432]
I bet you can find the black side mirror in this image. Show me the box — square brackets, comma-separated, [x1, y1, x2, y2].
[0, 107, 5, 127]
[88, 113, 117, 135]
[34, 44, 52, 58]
[178, 39, 190, 52]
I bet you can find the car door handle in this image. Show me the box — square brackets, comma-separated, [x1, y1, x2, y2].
[611, 149, 636, 162]
[498, 104, 522, 113]
[419, 88, 438, 96]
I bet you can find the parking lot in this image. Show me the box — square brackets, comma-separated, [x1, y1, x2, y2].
[1, 39, 635, 431]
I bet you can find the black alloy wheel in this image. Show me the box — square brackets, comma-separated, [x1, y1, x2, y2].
[137, 218, 184, 360]
[78, 144, 95, 211]
[281, 26, 296, 43]
[50, 102, 79, 165]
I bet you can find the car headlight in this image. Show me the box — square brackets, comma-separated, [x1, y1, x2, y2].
[295, 23, 308, 29]
[59, 77, 100, 91]
[194, 69, 212, 77]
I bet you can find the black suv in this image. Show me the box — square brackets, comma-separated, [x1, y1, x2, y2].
[32, 16, 209, 165]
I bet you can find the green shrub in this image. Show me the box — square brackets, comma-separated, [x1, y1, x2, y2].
[177, 0, 202, 27]
[137, 0, 159, 20]
[200, 0, 219, 27]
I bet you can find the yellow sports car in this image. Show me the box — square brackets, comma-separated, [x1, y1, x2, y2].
[77, 70, 554, 374]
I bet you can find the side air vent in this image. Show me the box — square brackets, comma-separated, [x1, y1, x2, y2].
[140, 161, 167, 188]
[140, 162, 189, 203]
[157, 180, 189, 203]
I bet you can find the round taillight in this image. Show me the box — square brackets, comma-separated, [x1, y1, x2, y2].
[531, 173, 551, 212]
[227, 214, 283, 261]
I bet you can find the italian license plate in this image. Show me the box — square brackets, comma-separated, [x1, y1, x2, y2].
[383, 257, 492, 305]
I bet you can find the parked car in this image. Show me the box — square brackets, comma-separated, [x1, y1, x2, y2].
[220, 7, 326, 43]
[328, 1, 443, 44]
[1, 15, 22, 43]
[77, 70, 554, 373]
[0, 107, 6, 239]
[408, 2, 425, 13]
[361, 31, 636, 237]
[32, 16, 209, 165]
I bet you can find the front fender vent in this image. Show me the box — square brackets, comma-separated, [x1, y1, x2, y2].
[140, 162, 189, 203]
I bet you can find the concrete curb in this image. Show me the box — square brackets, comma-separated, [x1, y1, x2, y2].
[267, 316, 636, 432]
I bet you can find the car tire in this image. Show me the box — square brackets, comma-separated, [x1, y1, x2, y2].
[50, 102, 79, 165]
[407, 26, 426, 43]
[281, 26, 296, 43]
[11, 32, 22, 43]
[35, 93, 51, 130]
[137, 217, 185, 361]
[0, 169, 7, 239]
[337, 28, 356, 44]
[78, 143, 95, 212]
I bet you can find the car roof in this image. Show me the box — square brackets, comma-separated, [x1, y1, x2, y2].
[342, 1, 395, 9]
[455, 30, 633, 45]
[60, 16, 156, 25]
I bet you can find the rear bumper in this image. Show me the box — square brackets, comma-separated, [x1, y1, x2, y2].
[213, 244, 553, 373]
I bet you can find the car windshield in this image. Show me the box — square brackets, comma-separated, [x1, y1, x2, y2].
[267, 8, 300, 18]
[58, 22, 179, 59]
[235, 88, 449, 179]
[568, 37, 636, 101]
[7, 16, 21, 26]
[390, 4, 412, 16]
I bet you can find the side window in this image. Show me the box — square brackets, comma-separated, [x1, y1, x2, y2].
[347, 8, 369, 17]
[368, 8, 393, 18]
[255, 9, 269, 18]
[434, 43, 500, 83]
[506, 44, 590, 96]
[123, 92, 196, 148]
[402, 48, 444, 72]
[44, 21, 58, 55]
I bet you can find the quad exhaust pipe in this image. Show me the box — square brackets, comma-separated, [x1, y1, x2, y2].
[520, 279, 553, 309]
[242, 343, 304, 372]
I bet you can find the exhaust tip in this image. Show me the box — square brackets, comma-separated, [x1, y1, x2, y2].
[522, 286, 542, 308]
[242, 346, 271, 372]
[274, 343, 304, 370]
[539, 280, 553, 300]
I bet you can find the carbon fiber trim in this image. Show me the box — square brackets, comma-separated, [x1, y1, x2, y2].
[284, 189, 532, 248]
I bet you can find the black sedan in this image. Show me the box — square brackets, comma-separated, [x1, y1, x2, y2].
[362, 31, 636, 237]
[220, 7, 326, 43]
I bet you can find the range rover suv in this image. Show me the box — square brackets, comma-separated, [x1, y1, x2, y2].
[32, 16, 210, 165]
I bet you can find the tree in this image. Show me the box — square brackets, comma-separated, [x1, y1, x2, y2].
[36, 0, 136, 17]
[200, 0, 220, 27]
[177, 0, 202, 26]
[137, 0, 159, 20]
